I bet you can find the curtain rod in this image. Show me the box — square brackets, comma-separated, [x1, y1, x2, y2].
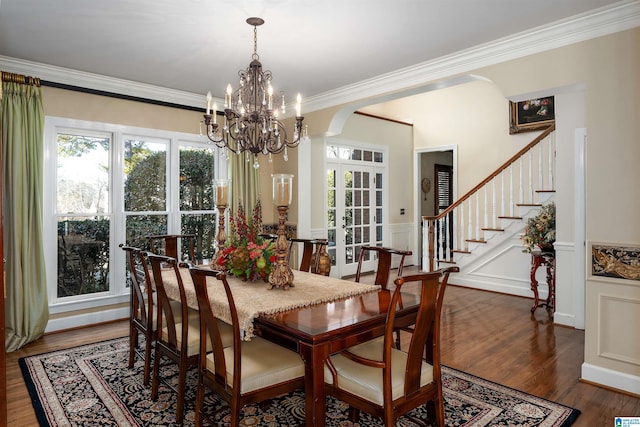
[1, 71, 41, 86]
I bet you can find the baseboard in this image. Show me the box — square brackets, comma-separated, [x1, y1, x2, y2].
[45, 307, 129, 333]
[553, 311, 575, 328]
[581, 362, 640, 396]
[449, 276, 543, 299]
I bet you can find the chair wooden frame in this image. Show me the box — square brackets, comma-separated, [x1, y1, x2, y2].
[146, 234, 196, 264]
[355, 245, 412, 289]
[286, 238, 329, 273]
[324, 267, 458, 427]
[189, 267, 305, 427]
[355, 245, 413, 348]
[148, 254, 199, 424]
[120, 244, 155, 386]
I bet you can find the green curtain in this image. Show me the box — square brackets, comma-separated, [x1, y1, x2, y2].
[1, 73, 48, 351]
[229, 152, 260, 214]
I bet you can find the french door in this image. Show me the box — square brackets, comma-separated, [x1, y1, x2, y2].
[328, 163, 383, 277]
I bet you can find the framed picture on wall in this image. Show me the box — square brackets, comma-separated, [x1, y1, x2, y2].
[509, 96, 555, 134]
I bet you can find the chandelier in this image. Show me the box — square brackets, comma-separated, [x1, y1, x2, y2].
[202, 17, 307, 168]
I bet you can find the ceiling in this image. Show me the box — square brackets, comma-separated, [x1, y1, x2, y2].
[0, 0, 634, 112]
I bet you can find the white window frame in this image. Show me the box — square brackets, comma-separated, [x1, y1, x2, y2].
[44, 116, 227, 315]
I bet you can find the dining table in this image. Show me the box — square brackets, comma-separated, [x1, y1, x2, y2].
[158, 266, 422, 427]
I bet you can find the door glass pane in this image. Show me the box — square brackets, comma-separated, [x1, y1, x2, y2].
[362, 172, 370, 188]
[57, 216, 110, 298]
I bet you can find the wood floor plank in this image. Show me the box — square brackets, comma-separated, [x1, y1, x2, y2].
[4, 274, 639, 426]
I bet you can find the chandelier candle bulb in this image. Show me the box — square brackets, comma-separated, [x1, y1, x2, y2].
[206, 91, 212, 115]
[296, 93, 301, 117]
[225, 84, 232, 108]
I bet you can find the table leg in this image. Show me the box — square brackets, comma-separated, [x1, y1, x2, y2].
[545, 261, 555, 309]
[530, 256, 542, 313]
[299, 341, 330, 427]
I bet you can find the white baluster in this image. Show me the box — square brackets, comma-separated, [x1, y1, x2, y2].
[492, 179, 497, 229]
[460, 203, 465, 251]
[475, 193, 480, 239]
[510, 164, 515, 217]
[549, 133, 555, 190]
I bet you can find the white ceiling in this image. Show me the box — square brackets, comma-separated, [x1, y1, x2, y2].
[0, 0, 636, 112]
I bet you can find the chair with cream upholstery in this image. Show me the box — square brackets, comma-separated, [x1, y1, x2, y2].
[189, 266, 305, 427]
[121, 244, 156, 386]
[148, 254, 232, 424]
[324, 267, 458, 427]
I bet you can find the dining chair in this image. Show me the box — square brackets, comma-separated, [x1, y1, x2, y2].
[120, 244, 156, 386]
[146, 234, 197, 264]
[147, 254, 230, 424]
[286, 237, 329, 273]
[355, 245, 412, 348]
[355, 245, 412, 289]
[189, 267, 305, 427]
[324, 266, 458, 427]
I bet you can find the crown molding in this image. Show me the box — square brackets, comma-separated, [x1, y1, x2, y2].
[1, 0, 639, 113]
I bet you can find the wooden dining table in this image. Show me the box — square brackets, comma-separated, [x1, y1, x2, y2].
[158, 266, 421, 427]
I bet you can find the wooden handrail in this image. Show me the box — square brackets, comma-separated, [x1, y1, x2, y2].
[423, 123, 555, 223]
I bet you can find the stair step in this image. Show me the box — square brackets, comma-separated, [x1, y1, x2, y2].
[516, 203, 542, 207]
[465, 239, 486, 244]
[437, 259, 457, 265]
[536, 190, 556, 193]
[481, 227, 504, 232]
[498, 216, 523, 220]
[452, 249, 471, 254]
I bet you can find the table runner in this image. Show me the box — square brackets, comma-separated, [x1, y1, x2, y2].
[159, 268, 380, 339]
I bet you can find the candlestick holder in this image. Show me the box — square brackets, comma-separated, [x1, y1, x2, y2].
[216, 205, 227, 249]
[268, 174, 294, 290]
[214, 178, 230, 251]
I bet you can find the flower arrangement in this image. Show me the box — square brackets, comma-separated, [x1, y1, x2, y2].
[214, 200, 276, 281]
[521, 202, 556, 253]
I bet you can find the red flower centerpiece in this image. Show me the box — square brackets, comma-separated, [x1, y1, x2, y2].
[214, 200, 275, 281]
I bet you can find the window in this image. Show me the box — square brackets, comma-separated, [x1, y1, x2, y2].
[45, 117, 226, 312]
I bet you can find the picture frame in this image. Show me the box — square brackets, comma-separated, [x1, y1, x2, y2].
[509, 96, 555, 134]
[588, 242, 640, 283]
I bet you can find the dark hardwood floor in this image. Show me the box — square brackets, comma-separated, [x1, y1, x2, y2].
[5, 271, 639, 426]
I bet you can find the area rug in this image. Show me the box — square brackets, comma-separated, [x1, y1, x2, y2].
[20, 337, 580, 426]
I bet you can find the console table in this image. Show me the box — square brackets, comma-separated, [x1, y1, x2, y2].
[530, 251, 555, 313]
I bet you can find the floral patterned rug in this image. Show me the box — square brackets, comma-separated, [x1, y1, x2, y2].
[19, 337, 580, 426]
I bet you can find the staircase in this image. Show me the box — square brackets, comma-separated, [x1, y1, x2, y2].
[422, 125, 556, 295]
